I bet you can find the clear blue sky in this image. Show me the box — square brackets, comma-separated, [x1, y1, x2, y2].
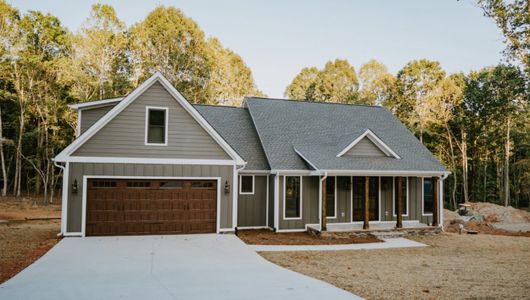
[10, 0, 505, 98]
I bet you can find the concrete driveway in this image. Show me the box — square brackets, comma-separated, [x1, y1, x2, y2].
[0, 234, 360, 300]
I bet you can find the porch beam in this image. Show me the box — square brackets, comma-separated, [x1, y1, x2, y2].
[363, 176, 369, 229]
[321, 177, 327, 231]
[396, 177, 403, 228]
[432, 177, 439, 227]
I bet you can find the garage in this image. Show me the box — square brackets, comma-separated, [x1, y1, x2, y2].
[85, 178, 217, 236]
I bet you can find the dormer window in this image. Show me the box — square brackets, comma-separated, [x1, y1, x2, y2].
[145, 106, 168, 145]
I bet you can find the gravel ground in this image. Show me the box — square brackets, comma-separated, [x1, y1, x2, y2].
[261, 233, 530, 299]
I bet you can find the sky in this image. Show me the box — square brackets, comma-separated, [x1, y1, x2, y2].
[10, 0, 506, 98]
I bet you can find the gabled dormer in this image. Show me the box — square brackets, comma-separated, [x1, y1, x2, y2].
[337, 129, 401, 159]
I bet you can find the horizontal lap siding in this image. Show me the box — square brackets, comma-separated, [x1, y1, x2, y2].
[73, 82, 230, 159]
[80, 106, 115, 134]
[278, 176, 319, 230]
[66, 163, 234, 233]
[237, 176, 267, 227]
[344, 138, 386, 157]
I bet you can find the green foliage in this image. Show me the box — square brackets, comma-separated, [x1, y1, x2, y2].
[358, 59, 396, 106]
[285, 59, 358, 103]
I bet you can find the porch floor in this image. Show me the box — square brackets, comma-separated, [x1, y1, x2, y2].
[308, 221, 431, 232]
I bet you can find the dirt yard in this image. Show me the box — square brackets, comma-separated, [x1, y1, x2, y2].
[237, 229, 380, 245]
[0, 199, 61, 283]
[261, 233, 530, 299]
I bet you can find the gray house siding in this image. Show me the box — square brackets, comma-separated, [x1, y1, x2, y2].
[278, 176, 319, 230]
[327, 176, 351, 223]
[237, 175, 267, 227]
[73, 82, 231, 160]
[379, 177, 433, 224]
[79, 106, 115, 134]
[66, 163, 234, 233]
[344, 137, 386, 157]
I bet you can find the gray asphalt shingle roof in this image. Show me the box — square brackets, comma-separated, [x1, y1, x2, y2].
[193, 104, 270, 170]
[244, 97, 446, 172]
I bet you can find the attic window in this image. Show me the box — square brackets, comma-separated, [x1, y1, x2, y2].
[145, 106, 168, 145]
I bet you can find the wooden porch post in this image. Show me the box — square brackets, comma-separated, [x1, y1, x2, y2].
[432, 177, 439, 227]
[321, 177, 327, 231]
[363, 176, 369, 230]
[396, 177, 403, 228]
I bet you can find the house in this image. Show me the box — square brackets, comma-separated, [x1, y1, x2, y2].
[54, 72, 449, 237]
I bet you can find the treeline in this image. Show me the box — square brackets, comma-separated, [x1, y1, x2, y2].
[283, 0, 530, 209]
[0, 2, 262, 202]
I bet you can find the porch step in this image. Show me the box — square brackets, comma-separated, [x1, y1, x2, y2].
[369, 231, 407, 239]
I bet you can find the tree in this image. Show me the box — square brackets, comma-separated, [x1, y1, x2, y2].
[129, 6, 211, 103]
[358, 59, 397, 106]
[285, 59, 358, 103]
[206, 37, 263, 106]
[477, 0, 530, 74]
[62, 4, 129, 102]
[393, 59, 445, 142]
[284, 67, 319, 100]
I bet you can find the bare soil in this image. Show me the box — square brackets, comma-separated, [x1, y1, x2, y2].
[261, 233, 530, 299]
[237, 229, 380, 245]
[0, 220, 60, 283]
[0, 198, 61, 220]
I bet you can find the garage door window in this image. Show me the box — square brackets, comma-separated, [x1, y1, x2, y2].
[145, 106, 168, 145]
[160, 181, 183, 189]
[191, 181, 215, 189]
[92, 180, 117, 188]
[126, 181, 151, 188]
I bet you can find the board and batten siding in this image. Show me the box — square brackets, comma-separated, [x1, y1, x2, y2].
[268, 174, 275, 228]
[344, 137, 386, 157]
[66, 163, 234, 233]
[79, 105, 116, 134]
[379, 177, 433, 224]
[278, 176, 319, 230]
[73, 82, 230, 159]
[237, 175, 267, 227]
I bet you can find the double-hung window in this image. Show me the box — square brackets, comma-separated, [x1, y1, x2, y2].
[284, 176, 302, 219]
[240, 175, 254, 194]
[326, 176, 336, 218]
[423, 178, 434, 215]
[146, 107, 168, 145]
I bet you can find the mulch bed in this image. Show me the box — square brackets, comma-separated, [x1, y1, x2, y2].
[236, 229, 381, 245]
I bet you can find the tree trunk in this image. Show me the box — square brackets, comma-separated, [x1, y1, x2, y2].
[13, 110, 24, 197]
[0, 107, 6, 197]
[461, 129, 469, 203]
[504, 116, 510, 207]
[446, 124, 457, 209]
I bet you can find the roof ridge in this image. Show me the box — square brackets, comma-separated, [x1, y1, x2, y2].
[244, 96, 385, 108]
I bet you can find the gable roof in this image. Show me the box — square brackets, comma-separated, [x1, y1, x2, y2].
[245, 97, 447, 174]
[55, 72, 245, 165]
[193, 105, 269, 170]
[337, 129, 401, 159]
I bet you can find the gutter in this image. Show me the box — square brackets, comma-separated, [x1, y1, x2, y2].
[52, 158, 66, 237]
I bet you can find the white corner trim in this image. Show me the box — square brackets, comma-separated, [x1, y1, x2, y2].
[64, 156, 235, 165]
[55, 72, 245, 165]
[392, 177, 410, 217]
[336, 129, 401, 159]
[80, 175, 222, 237]
[283, 175, 303, 220]
[239, 175, 255, 195]
[274, 173, 279, 230]
[144, 106, 169, 146]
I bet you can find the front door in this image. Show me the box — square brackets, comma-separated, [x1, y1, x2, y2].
[352, 177, 379, 221]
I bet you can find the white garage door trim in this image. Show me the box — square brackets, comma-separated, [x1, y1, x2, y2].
[81, 175, 222, 237]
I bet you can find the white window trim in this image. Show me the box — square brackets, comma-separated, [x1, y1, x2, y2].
[145, 106, 168, 146]
[239, 175, 255, 195]
[326, 176, 337, 219]
[336, 129, 401, 159]
[283, 175, 303, 220]
[422, 177, 434, 216]
[392, 177, 409, 217]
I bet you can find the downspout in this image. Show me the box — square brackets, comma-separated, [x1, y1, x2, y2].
[319, 171, 327, 232]
[53, 159, 66, 237]
[234, 163, 246, 235]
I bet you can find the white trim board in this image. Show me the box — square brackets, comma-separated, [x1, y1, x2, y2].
[337, 129, 401, 159]
[78, 175, 222, 237]
[55, 72, 245, 165]
[64, 156, 235, 165]
[68, 97, 123, 110]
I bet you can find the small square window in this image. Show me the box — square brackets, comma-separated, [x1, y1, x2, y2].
[146, 107, 167, 145]
[240, 176, 254, 194]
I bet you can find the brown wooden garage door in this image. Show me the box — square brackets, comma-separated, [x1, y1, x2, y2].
[86, 179, 217, 236]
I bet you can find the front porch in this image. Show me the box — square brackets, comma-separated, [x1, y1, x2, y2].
[308, 221, 431, 233]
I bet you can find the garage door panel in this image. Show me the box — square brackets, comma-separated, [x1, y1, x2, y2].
[86, 179, 217, 236]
